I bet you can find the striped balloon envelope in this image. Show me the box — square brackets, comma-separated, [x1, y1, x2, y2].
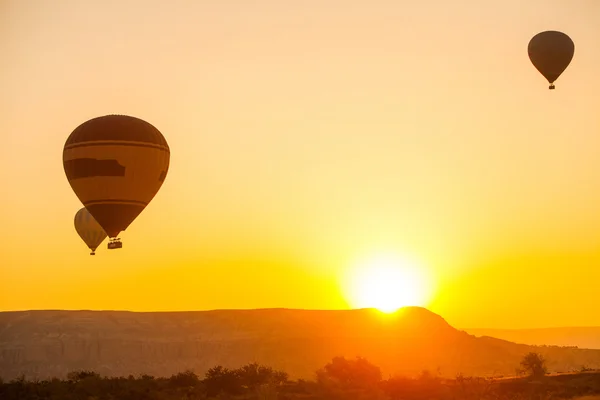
[74, 207, 107, 255]
[63, 115, 170, 250]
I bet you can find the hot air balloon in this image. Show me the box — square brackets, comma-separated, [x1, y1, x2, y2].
[74, 207, 107, 255]
[528, 30, 574, 89]
[63, 115, 170, 250]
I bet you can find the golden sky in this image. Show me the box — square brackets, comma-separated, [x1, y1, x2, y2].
[1, 0, 600, 329]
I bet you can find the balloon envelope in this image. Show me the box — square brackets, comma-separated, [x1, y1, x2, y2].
[74, 207, 107, 254]
[528, 31, 574, 88]
[63, 115, 170, 239]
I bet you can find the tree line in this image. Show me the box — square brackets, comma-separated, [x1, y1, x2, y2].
[2, 352, 600, 400]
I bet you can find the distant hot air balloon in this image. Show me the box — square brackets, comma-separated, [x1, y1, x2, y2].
[528, 30, 574, 89]
[63, 115, 170, 250]
[74, 207, 107, 255]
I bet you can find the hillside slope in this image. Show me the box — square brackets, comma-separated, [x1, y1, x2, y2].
[1, 307, 600, 380]
[464, 327, 600, 350]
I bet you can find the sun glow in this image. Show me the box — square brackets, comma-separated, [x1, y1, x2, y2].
[344, 253, 431, 313]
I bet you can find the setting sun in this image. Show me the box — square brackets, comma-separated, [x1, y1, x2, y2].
[344, 253, 432, 313]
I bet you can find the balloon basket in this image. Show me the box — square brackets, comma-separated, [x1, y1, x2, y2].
[108, 239, 123, 250]
[549, 84, 555, 90]
[90, 252, 95, 256]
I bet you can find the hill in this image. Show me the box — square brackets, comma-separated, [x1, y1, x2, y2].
[2, 307, 600, 380]
[464, 327, 600, 350]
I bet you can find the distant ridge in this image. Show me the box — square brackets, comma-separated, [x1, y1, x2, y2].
[2, 307, 600, 380]
[464, 327, 600, 350]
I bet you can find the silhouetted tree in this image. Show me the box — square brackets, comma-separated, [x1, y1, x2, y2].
[316, 356, 385, 400]
[168, 369, 200, 388]
[317, 356, 382, 389]
[203, 365, 243, 397]
[237, 362, 288, 390]
[518, 352, 548, 379]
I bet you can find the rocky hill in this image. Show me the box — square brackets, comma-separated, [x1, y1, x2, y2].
[2, 307, 600, 380]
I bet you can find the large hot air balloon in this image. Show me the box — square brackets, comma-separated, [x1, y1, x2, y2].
[74, 207, 107, 255]
[63, 115, 170, 250]
[528, 30, 574, 89]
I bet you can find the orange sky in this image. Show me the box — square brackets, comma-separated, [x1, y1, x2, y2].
[1, 0, 600, 329]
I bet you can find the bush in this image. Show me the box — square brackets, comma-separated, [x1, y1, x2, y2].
[518, 352, 548, 379]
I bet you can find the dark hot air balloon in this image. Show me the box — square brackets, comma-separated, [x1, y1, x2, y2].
[74, 207, 107, 255]
[63, 115, 170, 249]
[528, 30, 574, 89]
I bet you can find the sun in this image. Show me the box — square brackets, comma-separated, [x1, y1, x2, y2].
[343, 253, 431, 313]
